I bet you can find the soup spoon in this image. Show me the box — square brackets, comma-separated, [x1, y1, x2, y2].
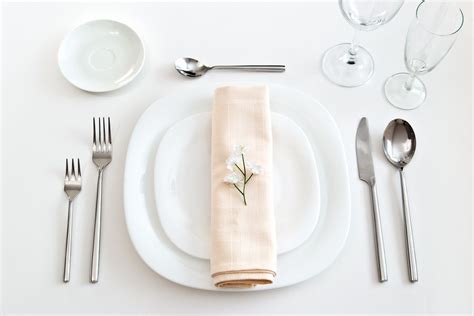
[383, 119, 418, 282]
[175, 57, 285, 78]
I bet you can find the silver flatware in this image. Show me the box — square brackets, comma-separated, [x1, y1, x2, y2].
[383, 118, 418, 282]
[175, 57, 286, 78]
[91, 117, 112, 283]
[356, 117, 388, 282]
[63, 158, 82, 283]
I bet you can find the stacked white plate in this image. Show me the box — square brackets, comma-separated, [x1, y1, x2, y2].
[123, 84, 350, 291]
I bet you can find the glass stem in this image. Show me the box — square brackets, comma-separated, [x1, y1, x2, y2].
[346, 30, 360, 64]
[349, 30, 360, 55]
[405, 72, 416, 91]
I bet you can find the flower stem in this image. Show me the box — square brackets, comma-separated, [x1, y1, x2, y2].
[231, 154, 253, 206]
[241, 154, 247, 206]
[245, 173, 254, 184]
[233, 184, 244, 196]
[234, 163, 244, 176]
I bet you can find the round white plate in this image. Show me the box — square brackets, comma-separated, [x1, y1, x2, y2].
[154, 112, 321, 259]
[58, 19, 145, 92]
[123, 84, 351, 291]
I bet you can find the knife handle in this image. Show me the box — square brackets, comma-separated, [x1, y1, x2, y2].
[370, 181, 388, 282]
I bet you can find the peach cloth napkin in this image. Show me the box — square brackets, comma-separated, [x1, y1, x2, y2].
[210, 86, 277, 288]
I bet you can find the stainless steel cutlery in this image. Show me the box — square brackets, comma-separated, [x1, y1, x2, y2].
[91, 117, 113, 283]
[356, 117, 388, 282]
[383, 119, 418, 282]
[63, 158, 82, 283]
[63, 117, 112, 283]
[62, 118, 112, 284]
[356, 117, 419, 283]
[175, 57, 286, 78]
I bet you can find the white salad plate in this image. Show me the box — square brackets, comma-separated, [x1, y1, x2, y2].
[154, 111, 321, 260]
[58, 19, 145, 92]
[124, 84, 351, 291]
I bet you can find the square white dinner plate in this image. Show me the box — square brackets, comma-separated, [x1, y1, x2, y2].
[153, 111, 321, 260]
[123, 83, 350, 291]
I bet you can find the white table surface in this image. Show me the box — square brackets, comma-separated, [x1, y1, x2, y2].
[1, 1, 472, 314]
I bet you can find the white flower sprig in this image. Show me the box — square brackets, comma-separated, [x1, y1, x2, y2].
[223, 145, 263, 206]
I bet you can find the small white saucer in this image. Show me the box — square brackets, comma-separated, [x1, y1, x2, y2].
[58, 19, 145, 93]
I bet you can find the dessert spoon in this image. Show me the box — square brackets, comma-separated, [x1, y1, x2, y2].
[175, 57, 285, 78]
[383, 118, 418, 282]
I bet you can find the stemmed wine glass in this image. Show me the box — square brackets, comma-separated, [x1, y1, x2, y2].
[384, 1, 464, 110]
[322, 0, 405, 87]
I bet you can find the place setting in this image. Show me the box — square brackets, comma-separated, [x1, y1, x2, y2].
[56, 0, 464, 291]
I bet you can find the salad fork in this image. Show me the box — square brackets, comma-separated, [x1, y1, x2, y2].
[63, 158, 82, 283]
[91, 117, 112, 283]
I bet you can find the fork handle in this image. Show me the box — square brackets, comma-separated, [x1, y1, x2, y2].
[91, 169, 104, 283]
[63, 200, 73, 283]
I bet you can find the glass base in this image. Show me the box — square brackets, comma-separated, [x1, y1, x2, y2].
[321, 43, 374, 87]
[384, 73, 426, 110]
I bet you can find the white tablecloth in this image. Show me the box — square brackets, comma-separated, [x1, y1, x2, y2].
[1, 1, 472, 314]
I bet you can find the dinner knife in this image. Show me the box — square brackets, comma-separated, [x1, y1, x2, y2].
[356, 117, 388, 282]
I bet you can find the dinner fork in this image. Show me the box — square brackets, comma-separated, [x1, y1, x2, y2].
[91, 117, 112, 283]
[63, 158, 82, 283]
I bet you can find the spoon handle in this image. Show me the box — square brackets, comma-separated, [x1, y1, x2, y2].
[212, 65, 285, 72]
[399, 169, 418, 282]
[369, 180, 388, 282]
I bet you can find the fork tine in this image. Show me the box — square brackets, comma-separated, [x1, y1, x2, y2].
[102, 117, 106, 145]
[92, 117, 98, 146]
[108, 117, 112, 145]
[65, 158, 69, 180]
[71, 158, 76, 179]
[98, 117, 103, 146]
[77, 159, 81, 178]
[93, 118, 97, 146]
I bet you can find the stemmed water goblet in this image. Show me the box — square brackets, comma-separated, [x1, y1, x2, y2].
[322, 0, 405, 87]
[384, 1, 464, 110]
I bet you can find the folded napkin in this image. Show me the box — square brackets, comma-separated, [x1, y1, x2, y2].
[210, 86, 277, 288]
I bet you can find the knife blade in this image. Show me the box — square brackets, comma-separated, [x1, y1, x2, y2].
[355, 117, 388, 282]
[356, 117, 375, 184]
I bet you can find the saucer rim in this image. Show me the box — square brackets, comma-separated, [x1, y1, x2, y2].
[57, 19, 146, 93]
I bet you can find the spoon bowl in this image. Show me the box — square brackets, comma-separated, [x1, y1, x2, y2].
[383, 119, 416, 169]
[175, 57, 210, 77]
